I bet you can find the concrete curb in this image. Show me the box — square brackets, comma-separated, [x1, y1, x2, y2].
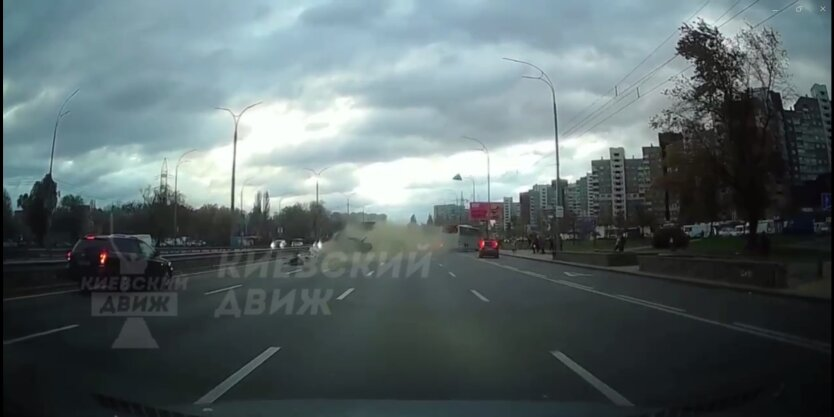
[501, 251, 831, 303]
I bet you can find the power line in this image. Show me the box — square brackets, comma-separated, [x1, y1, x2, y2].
[561, 0, 711, 135]
[718, 0, 761, 28]
[563, 0, 769, 139]
[563, 1, 797, 141]
[715, 0, 743, 25]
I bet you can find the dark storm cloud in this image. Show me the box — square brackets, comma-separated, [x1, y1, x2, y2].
[3, 0, 830, 211]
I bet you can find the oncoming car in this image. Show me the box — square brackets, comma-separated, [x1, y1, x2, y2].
[66, 234, 173, 292]
[291, 238, 305, 247]
[270, 239, 287, 249]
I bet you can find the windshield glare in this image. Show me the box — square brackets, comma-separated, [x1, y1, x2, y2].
[2, 1, 831, 416]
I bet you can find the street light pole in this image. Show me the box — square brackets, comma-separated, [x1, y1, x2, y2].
[174, 149, 198, 237]
[462, 136, 491, 237]
[304, 167, 330, 240]
[342, 192, 355, 216]
[504, 57, 561, 252]
[49, 89, 80, 176]
[216, 101, 261, 245]
[240, 178, 253, 238]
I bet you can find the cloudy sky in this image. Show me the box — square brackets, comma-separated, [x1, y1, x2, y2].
[3, 0, 831, 222]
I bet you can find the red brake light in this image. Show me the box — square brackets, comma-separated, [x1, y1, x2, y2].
[99, 250, 108, 266]
[66, 251, 72, 261]
[85, 235, 96, 240]
[479, 240, 485, 249]
[490, 240, 498, 249]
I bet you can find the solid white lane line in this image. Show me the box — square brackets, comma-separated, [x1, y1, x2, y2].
[479, 260, 830, 355]
[732, 322, 831, 349]
[470, 289, 490, 302]
[366, 271, 375, 277]
[550, 350, 634, 407]
[616, 294, 685, 313]
[517, 270, 546, 278]
[556, 280, 594, 291]
[336, 288, 355, 301]
[4, 324, 80, 345]
[203, 284, 243, 295]
[194, 346, 281, 405]
[3, 289, 81, 302]
[448, 272, 457, 278]
[285, 268, 303, 275]
[564, 271, 591, 277]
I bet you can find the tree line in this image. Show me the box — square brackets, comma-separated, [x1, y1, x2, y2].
[3, 176, 347, 247]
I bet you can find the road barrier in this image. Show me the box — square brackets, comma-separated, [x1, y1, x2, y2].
[2, 246, 311, 295]
[3, 245, 260, 261]
[638, 254, 788, 288]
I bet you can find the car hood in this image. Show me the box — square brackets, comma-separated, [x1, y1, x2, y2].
[57, 386, 787, 417]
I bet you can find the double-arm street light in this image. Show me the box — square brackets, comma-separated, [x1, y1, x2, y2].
[216, 101, 261, 244]
[174, 149, 198, 236]
[504, 57, 562, 252]
[305, 167, 330, 240]
[49, 88, 80, 176]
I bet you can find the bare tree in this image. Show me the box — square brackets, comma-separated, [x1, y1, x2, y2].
[651, 20, 792, 250]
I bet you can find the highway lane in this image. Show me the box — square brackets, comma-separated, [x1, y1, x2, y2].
[493, 253, 833, 343]
[3, 249, 831, 416]
[448, 252, 831, 413]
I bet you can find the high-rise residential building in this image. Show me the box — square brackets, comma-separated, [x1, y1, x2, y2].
[642, 145, 664, 221]
[658, 132, 684, 222]
[519, 191, 530, 230]
[784, 85, 832, 185]
[591, 148, 630, 224]
[501, 197, 521, 231]
[586, 173, 599, 218]
[810, 84, 832, 167]
[565, 182, 582, 217]
[590, 147, 655, 225]
[529, 184, 554, 230]
[433, 204, 464, 226]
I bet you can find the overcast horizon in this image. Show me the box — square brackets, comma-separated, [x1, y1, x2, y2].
[4, 0, 831, 223]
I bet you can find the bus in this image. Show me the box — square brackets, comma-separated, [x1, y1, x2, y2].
[443, 224, 482, 252]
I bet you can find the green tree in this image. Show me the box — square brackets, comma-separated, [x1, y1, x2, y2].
[652, 20, 791, 250]
[16, 174, 58, 246]
[3, 188, 16, 240]
[277, 203, 313, 240]
[51, 194, 88, 241]
[426, 214, 434, 226]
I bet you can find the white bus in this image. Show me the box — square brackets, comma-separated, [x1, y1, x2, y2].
[443, 225, 482, 252]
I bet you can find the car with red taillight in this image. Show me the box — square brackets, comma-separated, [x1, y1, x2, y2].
[477, 238, 500, 258]
[66, 235, 173, 291]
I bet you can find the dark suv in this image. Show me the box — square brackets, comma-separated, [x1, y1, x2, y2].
[66, 235, 173, 291]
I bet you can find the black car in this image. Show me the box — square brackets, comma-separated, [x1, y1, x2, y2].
[66, 235, 173, 291]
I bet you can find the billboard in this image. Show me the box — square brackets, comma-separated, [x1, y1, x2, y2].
[470, 202, 503, 221]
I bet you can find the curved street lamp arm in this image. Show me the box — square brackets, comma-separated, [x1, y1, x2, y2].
[239, 101, 262, 118]
[503, 57, 554, 88]
[461, 135, 488, 152]
[58, 89, 80, 116]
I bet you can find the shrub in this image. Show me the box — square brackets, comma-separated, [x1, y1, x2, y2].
[652, 226, 690, 249]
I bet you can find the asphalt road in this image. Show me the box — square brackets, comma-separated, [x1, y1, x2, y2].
[3, 249, 831, 416]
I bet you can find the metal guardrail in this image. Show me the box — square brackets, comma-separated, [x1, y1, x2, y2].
[2, 246, 311, 268]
